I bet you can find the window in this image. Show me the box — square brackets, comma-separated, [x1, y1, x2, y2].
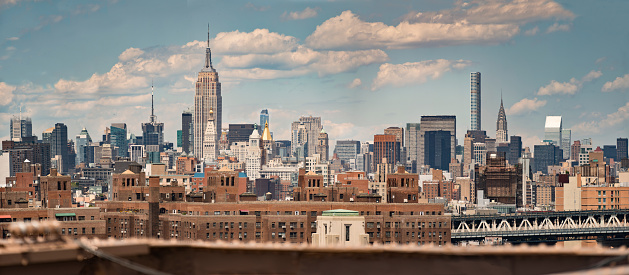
[345, 225, 351, 241]
[256, 232, 261, 238]
[310, 211, 317, 216]
[367, 222, 374, 228]
[92, 228, 95, 234]
[214, 211, 220, 215]
[62, 228, 65, 235]
[256, 222, 261, 228]
[290, 232, 297, 238]
[271, 222, 276, 228]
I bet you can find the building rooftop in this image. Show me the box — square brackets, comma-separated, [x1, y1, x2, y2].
[545, 116, 562, 129]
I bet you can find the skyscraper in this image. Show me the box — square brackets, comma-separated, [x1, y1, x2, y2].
[374, 134, 399, 172]
[10, 115, 32, 142]
[471, 72, 481, 131]
[142, 83, 164, 148]
[110, 123, 127, 158]
[508, 135, 522, 165]
[618, 138, 629, 161]
[561, 129, 571, 160]
[334, 140, 361, 163]
[496, 96, 508, 143]
[419, 116, 456, 169]
[259, 109, 269, 135]
[181, 109, 193, 154]
[290, 116, 322, 158]
[544, 116, 562, 147]
[75, 128, 92, 165]
[50, 123, 69, 173]
[405, 123, 420, 173]
[424, 130, 451, 171]
[533, 143, 562, 174]
[384, 126, 404, 163]
[194, 26, 222, 158]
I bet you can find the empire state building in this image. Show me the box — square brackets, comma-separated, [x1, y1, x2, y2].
[194, 26, 222, 159]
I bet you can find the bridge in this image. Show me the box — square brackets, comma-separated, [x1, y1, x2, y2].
[451, 210, 629, 245]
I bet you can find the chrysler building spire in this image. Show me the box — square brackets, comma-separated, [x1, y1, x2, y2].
[496, 93, 508, 143]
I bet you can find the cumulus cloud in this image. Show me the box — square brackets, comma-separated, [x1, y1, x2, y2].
[184, 29, 299, 55]
[507, 97, 547, 115]
[118, 47, 144, 61]
[221, 46, 388, 77]
[537, 70, 602, 95]
[282, 7, 319, 20]
[348, 78, 362, 89]
[371, 59, 470, 91]
[602, 74, 629, 92]
[546, 22, 571, 33]
[401, 0, 574, 25]
[572, 102, 629, 134]
[306, 10, 519, 50]
[0, 82, 16, 105]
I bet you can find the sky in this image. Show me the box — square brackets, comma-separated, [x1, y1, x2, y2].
[1, 0, 628, 151]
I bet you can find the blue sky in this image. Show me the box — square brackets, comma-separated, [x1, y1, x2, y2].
[1, 0, 628, 150]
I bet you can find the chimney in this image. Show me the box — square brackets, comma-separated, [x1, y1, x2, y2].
[50, 168, 58, 177]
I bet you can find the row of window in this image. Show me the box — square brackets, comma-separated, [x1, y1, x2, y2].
[61, 227, 96, 235]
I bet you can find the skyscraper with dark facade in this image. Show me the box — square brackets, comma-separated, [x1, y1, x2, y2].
[603, 145, 617, 161]
[228, 124, 255, 144]
[419, 116, 456, 169]
[50, 123, 69, 173]
[618, 138, 628, 161]
[533, 143, 562, 174]
[471, 72, 481, 131]
[181, 110, 193, 154]
[508, 136, 522, 165]
[424, 130, 451, 171]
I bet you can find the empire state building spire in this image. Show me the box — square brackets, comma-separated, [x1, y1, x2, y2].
[204, 23, 215, 72]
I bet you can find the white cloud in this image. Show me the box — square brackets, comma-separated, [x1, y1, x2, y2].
[0, 82, 16, 105]
[348, 78, 362, 89]
[572, 102, 629, 134]
[6, 37, 19, 41]
[221, 46, 388, 77]
[118, 47, 144, 61]
[185, 29, 299, 55]
[537, 70, 602, 95]
[282, 7, 319, 20]
[306, 10, 520, 50]
[371, 59, 470, 91]
[507, 97, 547, 115]
[602, 74, 629, 92]
[402, 0, 574, 25]
[524, 27, 539, 36]
[546, 22, 571, 33]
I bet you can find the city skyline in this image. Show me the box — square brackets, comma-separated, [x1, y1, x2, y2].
[1, 0, 629, 149]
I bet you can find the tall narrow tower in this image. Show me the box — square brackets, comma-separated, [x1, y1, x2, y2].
[471, 72, 481, 131]
[496, 95, 508, 143]
[194, 25, 222, 158]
